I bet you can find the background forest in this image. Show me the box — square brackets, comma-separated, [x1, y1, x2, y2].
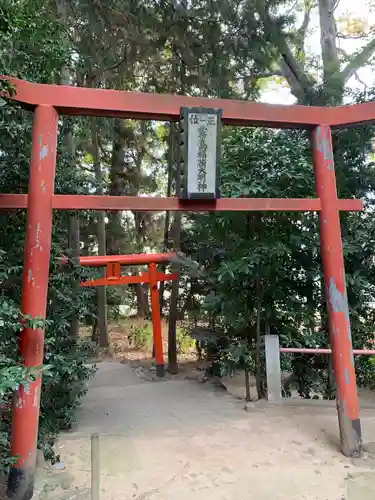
[2, 0, 375, 467]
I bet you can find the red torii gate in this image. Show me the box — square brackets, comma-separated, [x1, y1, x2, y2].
[78, 252, 178, 377]
[0, 76, 373, 499]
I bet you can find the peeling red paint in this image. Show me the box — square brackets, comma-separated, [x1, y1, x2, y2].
[315, 126, 334, 169]
[11, 105, 58, 470]
[39, 145, 48, 160]
[79, 252, 177, 267]
[33, 387, 39, 408]
[5, 76, 375, 128]
[312, 125, 362, 456]
[0, 193, 364, 212]
[35, 223, 41, 248]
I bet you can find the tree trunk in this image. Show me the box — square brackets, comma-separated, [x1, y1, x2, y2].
[167, 124, 180, 374]
[60, 118, 80, 341]
[107, 118, 128, 255]
[91, 317, 98, 343]
[135, 283, 150, 317]
[108, 119, 149, 317]
[168, 274, 179, 374]
[159, 124, 174, 315]
[54, 0, 82, 340]
[91, 117, 109, 347]
[318, 0, 342, 105]
[133, 208, 150, 318]
[255, 280, 266, 399]
[244, 367, 251, 402]
[81, 232, 90, 256]
[68, 215, 80, 340]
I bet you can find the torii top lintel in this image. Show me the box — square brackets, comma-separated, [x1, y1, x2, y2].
[79, 252, 176, 267]
[3, 76, 375, 129]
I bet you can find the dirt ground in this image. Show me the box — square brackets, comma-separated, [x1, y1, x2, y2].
[32, 322, 375, 499]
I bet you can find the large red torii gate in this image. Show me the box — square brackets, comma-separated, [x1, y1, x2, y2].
[0, 76, 373, 499]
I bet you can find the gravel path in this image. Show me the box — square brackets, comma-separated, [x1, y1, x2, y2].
[34, 361, 375, 499]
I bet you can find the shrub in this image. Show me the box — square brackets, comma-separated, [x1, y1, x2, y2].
[356, 355, 375, 390]
[128, 322, 153, 349]
[176, 326, 196, 354]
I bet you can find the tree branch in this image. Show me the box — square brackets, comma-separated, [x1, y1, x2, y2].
[341, 36, 375, 84]
[278, 59, 307, 102]
[297, 1, 312, 42]
[254, 71, 283, 79]
[259, 7, 315, 103]
[79, 165, 95, 173]
[236, 71, 283, 85]
[354, 71, 368, 89]
[337, 32, 366, 40]
[291, 0, 313, 75]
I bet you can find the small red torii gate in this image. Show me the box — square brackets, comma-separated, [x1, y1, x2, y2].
[79, 252, 178, 377]
[1, 75, 374, 499]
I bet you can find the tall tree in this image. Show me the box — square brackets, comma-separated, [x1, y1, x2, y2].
[91, 118, 109, 346]
[55, 0, 81, 340]
[252, 0, 375, 105]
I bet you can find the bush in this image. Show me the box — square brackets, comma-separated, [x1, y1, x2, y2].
[37, 248, 96, 461]
[0, 248, 95, 469]
[176, 326, 196, 354]
[356, 356, 375, 389]
[0, 256, 30, 472]
[39, 337, 95, 461]
[128, 322, 153, 349]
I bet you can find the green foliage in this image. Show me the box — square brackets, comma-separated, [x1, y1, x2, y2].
[128, 323, 153, 349]
[0, 0, 67, 87]
[176, 326, 195, 354]
[36, 252, 96, 461]
[104, 287, 124, 322]
[0, 254, 29, 470]
[214, 340, 255, 378]
[184, 116, 375, 397]
[356, 356, 375, 390]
